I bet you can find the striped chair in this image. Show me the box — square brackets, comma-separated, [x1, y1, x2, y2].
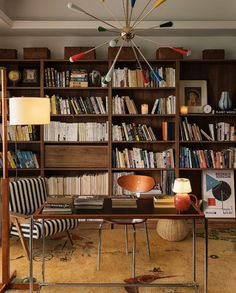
[9, 177, 78, 260]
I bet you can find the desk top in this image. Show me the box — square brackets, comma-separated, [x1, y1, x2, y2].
[34, 198, 204, 220]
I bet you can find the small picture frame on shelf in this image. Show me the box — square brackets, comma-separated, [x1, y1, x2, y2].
[22, 68, 38, 83]
[180, 80, 207, 113]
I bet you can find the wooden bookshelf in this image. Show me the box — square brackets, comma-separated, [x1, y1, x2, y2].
[0, 58, 235, 211]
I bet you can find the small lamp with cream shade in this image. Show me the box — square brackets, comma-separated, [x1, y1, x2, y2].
[172, 178, 192, 212]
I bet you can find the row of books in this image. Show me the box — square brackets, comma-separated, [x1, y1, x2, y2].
[45, 68, 89, 88]
[112, 95, 137, 114]
[151, 96, 176, 115]
[180, 147, 236, 168]
[44, 122, 108, 142]
[50, 95, 108, 115]
[112, 67, 175, 88]
[112, 147, 175, 169]
[46, 173, 109, 196]
[180, 118, 236, 141]
[112, 123, 157, 142]
[0, 150, 39, 169]
[0, 123, 38, 142]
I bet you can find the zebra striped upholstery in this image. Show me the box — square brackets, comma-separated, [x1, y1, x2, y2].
[10, 177, 78, 239]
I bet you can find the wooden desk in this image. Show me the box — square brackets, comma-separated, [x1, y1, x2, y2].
[29, 198, 208, 293]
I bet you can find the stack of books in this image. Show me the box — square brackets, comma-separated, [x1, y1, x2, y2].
[43, 197, 73, 214]
[153, 196, 175, 208]
[69, 69, 88, 87]
[74, 196, 104, 209]
[112, 198, 137, 208]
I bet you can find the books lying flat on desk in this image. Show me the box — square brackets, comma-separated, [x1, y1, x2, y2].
[43, 196, 73, 214]
[112, 198, 137, 208]
[153, 196, 174, 208]
[74, 197, 104, 209]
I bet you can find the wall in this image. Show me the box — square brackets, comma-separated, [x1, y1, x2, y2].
[1, 35, 236, 59]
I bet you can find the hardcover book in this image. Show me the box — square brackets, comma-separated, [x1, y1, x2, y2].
[202, 170, 235, 218]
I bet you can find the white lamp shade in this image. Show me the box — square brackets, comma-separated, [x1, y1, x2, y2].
[172, 178, 192, 193]
[9, 97, 50, 125]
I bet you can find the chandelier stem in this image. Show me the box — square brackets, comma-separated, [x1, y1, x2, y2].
[126, 0, 129, 27]
[122, 0, 126, 23]
[131, 44, 149, 85]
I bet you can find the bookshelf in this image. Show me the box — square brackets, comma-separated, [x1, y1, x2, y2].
[0, 57, 235, 211]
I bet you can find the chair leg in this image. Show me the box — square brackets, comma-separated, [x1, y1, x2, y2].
[132, 224, 136, 278]
[66, 231, 73, 246]
[97, 221, 103, 271]
[144, 221, 151, 259]
[14, 219, 30, 261]
[125, 224, 129, 255]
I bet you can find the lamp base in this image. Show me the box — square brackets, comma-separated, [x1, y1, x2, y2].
[174, 193, 190, 212]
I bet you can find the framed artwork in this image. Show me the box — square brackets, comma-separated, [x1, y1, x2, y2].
[202, 170, 235, 218]
[23, 69, 38, 83]
[180, 80, 207, 113]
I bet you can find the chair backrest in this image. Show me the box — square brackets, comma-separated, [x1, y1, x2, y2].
[9, 177, 47, 215]
[117, 175, 155, 193]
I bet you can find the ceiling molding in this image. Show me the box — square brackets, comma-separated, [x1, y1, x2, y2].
[1, 19, 236, 36]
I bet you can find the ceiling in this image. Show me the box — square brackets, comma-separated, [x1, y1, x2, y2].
[0, 0, 236, 36]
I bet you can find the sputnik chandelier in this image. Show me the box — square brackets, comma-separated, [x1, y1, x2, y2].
[67, 0, 191, 86]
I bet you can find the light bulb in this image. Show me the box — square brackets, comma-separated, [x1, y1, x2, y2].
[109, 39, 118, 47]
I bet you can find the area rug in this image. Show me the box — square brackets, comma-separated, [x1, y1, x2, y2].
[1, 225, 236, 293]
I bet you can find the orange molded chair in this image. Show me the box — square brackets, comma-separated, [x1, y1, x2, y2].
[97, 174, 155, 277]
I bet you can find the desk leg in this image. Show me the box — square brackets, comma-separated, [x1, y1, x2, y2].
[204, 218, 208, 293]
[41, 219, 45, 284]
[29, 217, 34, 293]
[192, 219, 196, 283]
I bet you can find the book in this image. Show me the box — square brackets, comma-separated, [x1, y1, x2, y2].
[153, 196, 175, 208]
[74, 198, 104, 209]
[42, 207, 72, 214]
[112, 198, 137, 208]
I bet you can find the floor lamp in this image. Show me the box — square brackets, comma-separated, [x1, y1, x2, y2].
[1, 67, 50, 292]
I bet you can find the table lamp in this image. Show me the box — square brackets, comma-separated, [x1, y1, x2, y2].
[1, 67, 50, 291]
[172, 178, 192, 212]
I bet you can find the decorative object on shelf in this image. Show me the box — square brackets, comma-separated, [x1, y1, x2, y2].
[202, 170, 235, 218]
[141, 103, 149, 114]
[202, 49, 225, 60]
[8, 70, 21, 86]
[23, 47, 51, 59]
[22, 69, 38, 83]
[89, 70, 102, 87]
[218, 91, 232, 110]
[0, 48, 17, 59]
[67, 1, 190, 85]
[180, 105, 188, 115]
[156, 219, 189, 241]
[203, 104, 212, 114]
[173, 178, 196, 212]
[180, 80, 207, 113]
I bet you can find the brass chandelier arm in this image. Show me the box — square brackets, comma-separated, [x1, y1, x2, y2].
[132, 0, 167, 30]
[67, 2, 120, 30]
[126, 0, 129, 27]
[131, 40, 152, 71]
[130, 0, 153, 29]
[135, 21, 173, 34]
